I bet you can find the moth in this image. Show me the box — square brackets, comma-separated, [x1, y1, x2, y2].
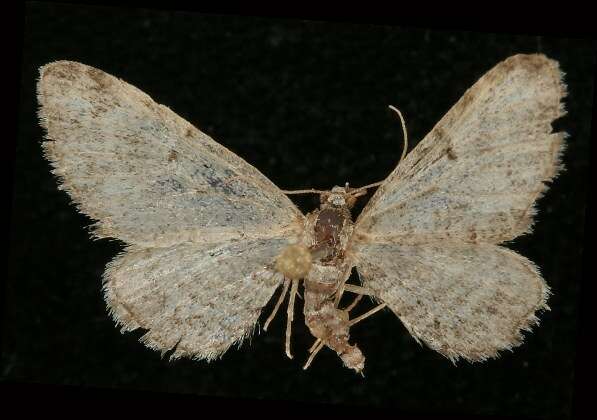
[37, 54, 566, 374]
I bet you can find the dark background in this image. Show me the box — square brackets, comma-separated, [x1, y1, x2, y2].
[8, 3, 593, 418]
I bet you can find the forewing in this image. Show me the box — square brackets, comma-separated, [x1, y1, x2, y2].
[354, 242, 549, 362]
[103, 237, 290, 361]
[355, 54, 566, 244]
[38, 61, 303, 247]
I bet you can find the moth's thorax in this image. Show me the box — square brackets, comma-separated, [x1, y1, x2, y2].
[305, 186, 355, 266]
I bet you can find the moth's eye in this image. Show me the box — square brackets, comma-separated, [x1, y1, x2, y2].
[275, 244, 312, 280]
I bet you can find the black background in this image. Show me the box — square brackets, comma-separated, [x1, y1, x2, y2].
[9, 3, 593, 418]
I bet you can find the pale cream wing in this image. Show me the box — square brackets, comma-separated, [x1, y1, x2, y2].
[353, 242, 550, 362]
[38, 61, 303, 247]
[355, 54, 566, 244]
[104, 237, 291, 361]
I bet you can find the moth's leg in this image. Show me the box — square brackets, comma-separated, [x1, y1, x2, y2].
[333, 267, 359, 308]
[343, 284, 376, 296]
[335, 283, 375, 311]
[340, 284, 387, 325]
[263, 278, 291, 331]
[308, 338, 322, 353]
[333, 280, 347, 307]
[285, 279, 300, 359]
[349, 303, 387, 326]
[303, 340, 326, 370]
[334, 282, 375, 315]
[344, 294, 363, 312]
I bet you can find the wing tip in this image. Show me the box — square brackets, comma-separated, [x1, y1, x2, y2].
[502, 53, 568, 109]
[37, 60, 87, 100]
[502, 53, 561, 74]
[36, 60, 90, 138]
[38, 60, 90, 82]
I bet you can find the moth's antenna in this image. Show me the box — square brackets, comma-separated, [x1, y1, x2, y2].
[388, 105, 409, 165]
[350, 105, 409, 194]
[282, 188, 328, 195]
[284, 107, 409, 197]
[350, 180, 383, 192]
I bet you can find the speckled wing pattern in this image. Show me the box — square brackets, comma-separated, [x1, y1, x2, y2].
[352, 54, 566, 362]
[104, 239, 288, 360]
[355, 243, 549, 362]
[38, 61, 304, 360]
[38, 61, 303, 248]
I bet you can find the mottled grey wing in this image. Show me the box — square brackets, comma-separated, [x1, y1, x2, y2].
[38, 61, 303, 248]
[355, 54, 566, 244]
[350, 54, 564, 362]
[354, 242, 549, 362]
[104, 238, 291, 360]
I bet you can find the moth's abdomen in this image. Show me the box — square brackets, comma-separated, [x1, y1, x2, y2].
[303, 283, 365, 372]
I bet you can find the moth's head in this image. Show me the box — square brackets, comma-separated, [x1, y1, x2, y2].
[320, 184, 365, 209]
